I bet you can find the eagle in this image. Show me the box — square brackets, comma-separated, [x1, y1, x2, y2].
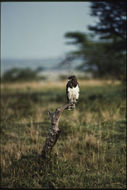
[66, 75, 80, 110]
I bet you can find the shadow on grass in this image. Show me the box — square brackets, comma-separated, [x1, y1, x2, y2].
[1, 153, 59, 189]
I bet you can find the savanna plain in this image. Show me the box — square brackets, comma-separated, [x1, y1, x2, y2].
[1, 79, 126, 189]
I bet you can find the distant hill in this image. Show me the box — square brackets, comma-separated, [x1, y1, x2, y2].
[1, 57, 83, 76]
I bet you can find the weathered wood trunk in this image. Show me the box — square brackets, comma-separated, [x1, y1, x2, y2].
[41, 103, 71, 158]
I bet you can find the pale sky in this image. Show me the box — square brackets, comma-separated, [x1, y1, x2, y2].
[1, 2, 96, 60]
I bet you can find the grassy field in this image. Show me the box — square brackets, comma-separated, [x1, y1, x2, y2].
[1, 80, 126, 189]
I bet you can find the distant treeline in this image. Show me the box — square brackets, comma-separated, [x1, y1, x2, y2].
[1, 68, 46, 82]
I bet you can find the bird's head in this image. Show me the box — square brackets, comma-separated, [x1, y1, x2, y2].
[68, 75, 77, 82]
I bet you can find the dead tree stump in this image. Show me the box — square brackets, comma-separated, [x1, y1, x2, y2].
[41, 103, 71, 158]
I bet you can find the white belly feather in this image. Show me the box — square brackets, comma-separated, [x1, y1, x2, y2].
[68, 85, 79, 102]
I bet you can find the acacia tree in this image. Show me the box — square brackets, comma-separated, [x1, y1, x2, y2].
[63, 32, 125, 79]
[88, 1, 126, 52]
[88, 1, 126, 79]
[62, 1, 126, 80]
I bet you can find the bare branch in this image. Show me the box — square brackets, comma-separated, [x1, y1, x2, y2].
[41, 103, 71, 158]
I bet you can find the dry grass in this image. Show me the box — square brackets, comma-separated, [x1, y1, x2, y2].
[1, 80, 126, 189]
[1, 79, 121, 92]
